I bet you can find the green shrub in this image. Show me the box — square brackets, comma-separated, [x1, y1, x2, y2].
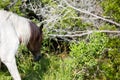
[70, 32, 120, 80]
[0, 0, 10, 9]
[101, 0, 120, 22]
[99, 24, 117, 30]
[70, 33, 108, 79]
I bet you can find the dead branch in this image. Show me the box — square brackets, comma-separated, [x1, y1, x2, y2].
[49, 30, 120, 38]
[63, 0, 120, 27]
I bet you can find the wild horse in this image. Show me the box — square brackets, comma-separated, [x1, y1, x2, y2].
[0, 10, 43, 80]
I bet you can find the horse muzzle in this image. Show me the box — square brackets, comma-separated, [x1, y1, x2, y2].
[33, 54, 42, 61]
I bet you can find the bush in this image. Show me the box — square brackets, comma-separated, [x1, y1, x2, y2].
[0, 0, 10, 9]
[101, 0, 120, 22]
[70, 32, 120, 80]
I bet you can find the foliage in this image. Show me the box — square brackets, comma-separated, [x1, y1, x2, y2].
[101, 0, 120, 22]
[0, 0, 120, 80]
[70, 33, 108, 79]
[70, 33, 120, 80]
[0, 0, 10, 9]
[105, 37, 120, 79]
[0, 0, 24, 16]
[1, 33, 120, 80]
[9, 0, 23, 15]
[99, 24, 117, 30]
[99, 3, 120, 79]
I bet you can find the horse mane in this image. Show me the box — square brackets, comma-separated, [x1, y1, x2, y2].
[0, 10, 42, 45]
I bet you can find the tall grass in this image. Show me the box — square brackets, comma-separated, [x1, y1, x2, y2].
[0, 54, 74, 80]
[0, 47, 74, 80]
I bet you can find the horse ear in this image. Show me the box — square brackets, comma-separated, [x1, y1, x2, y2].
[39, 23, 43, 32]
[39, 15, 44, 32]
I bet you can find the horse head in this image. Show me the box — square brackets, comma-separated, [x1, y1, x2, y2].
[27, 21, 43, 61]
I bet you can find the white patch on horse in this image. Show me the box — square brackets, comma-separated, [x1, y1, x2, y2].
[0, 21, 20, 80]
[0, 10, 42, 80]
[0, 10, 31, 45]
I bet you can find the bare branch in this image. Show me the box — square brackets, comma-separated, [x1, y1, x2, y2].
[49, 30, 120, 38]
[63, 0, 120, 27]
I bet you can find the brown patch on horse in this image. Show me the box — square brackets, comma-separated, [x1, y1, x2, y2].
[27, 21, 43, 56]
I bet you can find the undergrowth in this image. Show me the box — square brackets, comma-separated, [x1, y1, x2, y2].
[0, 32, 120, 80]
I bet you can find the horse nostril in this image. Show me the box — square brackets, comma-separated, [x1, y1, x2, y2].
[34, 55, 42, 61]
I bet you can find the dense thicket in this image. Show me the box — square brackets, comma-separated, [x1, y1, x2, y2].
[0, 0, 120, 80]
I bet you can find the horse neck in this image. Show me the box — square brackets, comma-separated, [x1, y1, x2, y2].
[9, 14, 31, 45]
